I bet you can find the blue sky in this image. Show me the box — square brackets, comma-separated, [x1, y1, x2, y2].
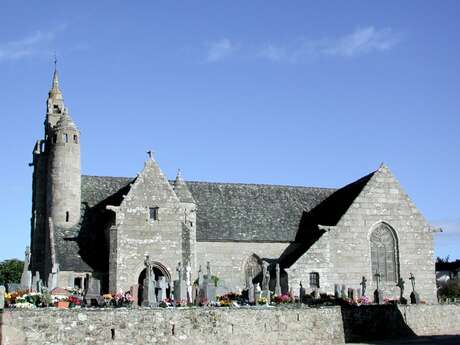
[0, 1, 459, 261]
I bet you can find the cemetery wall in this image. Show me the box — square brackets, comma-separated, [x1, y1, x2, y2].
[0, 307, 344, 345]
[2, 305, 460, 345]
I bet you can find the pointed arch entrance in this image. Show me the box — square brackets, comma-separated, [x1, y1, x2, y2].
[137, 261, 171, 306]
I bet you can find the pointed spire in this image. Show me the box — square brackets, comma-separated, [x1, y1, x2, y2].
[173, 169, 195, 203]
[49, 55, 63, 100]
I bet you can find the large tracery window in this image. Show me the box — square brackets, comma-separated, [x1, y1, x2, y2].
[370, 223, 399, 282]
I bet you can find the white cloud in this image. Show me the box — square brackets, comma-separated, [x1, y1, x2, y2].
[324, 27, 401, 58]
[213, 27, 402, 64]
[206, 38, 237, 62]
[0, 30, 57, 62]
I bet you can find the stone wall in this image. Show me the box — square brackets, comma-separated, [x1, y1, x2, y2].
[0, 307, 344, 345]
[2, 305, 459, 345]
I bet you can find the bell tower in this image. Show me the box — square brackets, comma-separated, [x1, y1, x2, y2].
[45, 66, 81, 228]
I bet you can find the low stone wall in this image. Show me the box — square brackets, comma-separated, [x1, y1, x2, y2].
[1, 305, 459, 345]
[1, 307, 344, 345]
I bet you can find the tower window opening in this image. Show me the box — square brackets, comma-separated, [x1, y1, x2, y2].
[64, 133, 69, 143]
[149, 207, 159, 221]
[53, 104, 60, 112]
[65, 211, 70, 222]
[73, 134, 78, 143]
[52, 134, 57, 143]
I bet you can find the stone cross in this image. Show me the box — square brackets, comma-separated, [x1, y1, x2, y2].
[409, 273, 416, 292]
[396, 277, 405, 300]
[261, 261, 269, 290]
[20, 246, 32, 290]
[299, 282, 305, 303]
[360, 276, 367, 296]
[144, 255, 153, 282]
[374, 271, 381, 291]
[206, 261, 211, 282]
[275, 263, 281, 296]
[0, 285, 5, 309]
[198, 265, 203, 286]
[248, 278, 255, 304]
[142, 276, 157, 307]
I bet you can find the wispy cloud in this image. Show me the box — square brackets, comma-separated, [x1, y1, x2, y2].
[324, 27, 401, 57]
[206, 38, 237, 62]
[206, 27, 402, 64]
[0, 29, 59, 62]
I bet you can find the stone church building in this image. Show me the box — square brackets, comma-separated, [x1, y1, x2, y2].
[29, 69, 438, 303]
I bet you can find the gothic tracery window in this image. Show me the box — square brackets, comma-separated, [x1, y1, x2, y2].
[370, 223, 399, 282]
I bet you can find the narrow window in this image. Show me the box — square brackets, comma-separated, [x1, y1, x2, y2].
[52, 134, 57, 143]
[149, 207, 159, 221]
[64, 133, 69, 143]
[309, 272, 320, 288]
[66, 211, 70, 222]
[73, 134, 78, 144]
[53, 104, 60, 112]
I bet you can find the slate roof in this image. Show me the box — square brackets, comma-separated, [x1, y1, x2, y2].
[53, 172, 375, 271]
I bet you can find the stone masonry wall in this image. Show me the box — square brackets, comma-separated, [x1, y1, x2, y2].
[329, 165, 437, 303]
[1, 307, 344, 345]
[196, 242, 287, 290]
[2, 305, 459, 345]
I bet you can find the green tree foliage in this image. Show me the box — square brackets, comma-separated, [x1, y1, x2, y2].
[438, 280, 460, 299]
[0, 259, 24, 285]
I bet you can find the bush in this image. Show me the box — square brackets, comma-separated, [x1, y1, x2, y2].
[438, 280, 460, 299]
[0, 259, 24, 285]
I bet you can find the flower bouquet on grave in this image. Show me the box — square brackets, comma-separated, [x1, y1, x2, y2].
[273, 294, 293, 305]
[356, 296, 370, 306]
[113, 290, 134, 308]
[102, 293, 114, 307]
[68, 295, 81, 308]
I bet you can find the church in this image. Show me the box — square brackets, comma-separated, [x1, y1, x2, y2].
[28, 68, 438, 303]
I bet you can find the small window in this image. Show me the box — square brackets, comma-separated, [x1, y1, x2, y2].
[73, 134, 78, 144]
[52, 134, 57, 143]
[74, 277, 82, 289]
[65, 211, 70, 222]
[64, 133, 69, 143]
[149, 207, 159, 221]
[309, 272, 320, 288]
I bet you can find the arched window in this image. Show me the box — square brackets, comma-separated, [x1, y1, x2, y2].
[370, 223, 399, 282]
[243, 254, 262, 287]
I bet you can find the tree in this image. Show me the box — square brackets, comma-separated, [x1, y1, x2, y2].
[0, 259, 24, 285]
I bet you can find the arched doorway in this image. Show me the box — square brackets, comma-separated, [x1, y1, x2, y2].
[137, 262, 171, 306]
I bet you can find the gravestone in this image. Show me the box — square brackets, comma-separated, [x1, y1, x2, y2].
[397, 277, 407, 304]
[275, 263, 281, 296]
[248, 280, 255, 304]
[0, 285, 5, 309]
[261, 261, 270, 290]
[6, 283, 21, 293]
[341, 284, 347, 299]
[20, 246, 32, 290]
[157, 277, 167, 302]
[84, 276, 102, 306]
[360, 276, 367, 297]
[47, 264, 59, 291]
[374, 271, 383, 304]
[129, 284, 140, 307]
[174, 262, 187, 303]
[334, 284, 340, 298]
[299, 282, 305, 303]
[143, 277, 157, 307]
[255, 283, 261, 305]
[312, 288, 320, 300]
[185, 263, 192, 304]
[198, 261, 217, 303]
[31, 271, 40, 292]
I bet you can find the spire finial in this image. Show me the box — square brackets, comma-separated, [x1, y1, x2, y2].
[146, 150, 154, 159]
[54, 52, 57, 71]
[177, 168, 182, 178]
